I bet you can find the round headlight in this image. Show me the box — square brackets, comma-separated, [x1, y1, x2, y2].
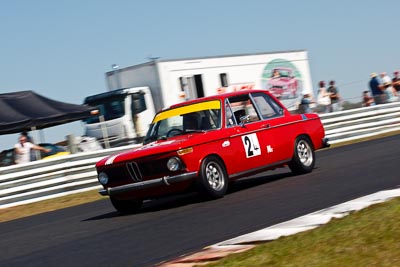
[98, 172, 109, 185]
[167, 157, 182, 171]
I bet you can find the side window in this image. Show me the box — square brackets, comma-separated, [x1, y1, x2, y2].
[251, 93, 282, 119]
[244, 101, 259, 122]
[131, 92, 147, 114]
[227, 94, 260, 125]
[225, 100, 235, 127]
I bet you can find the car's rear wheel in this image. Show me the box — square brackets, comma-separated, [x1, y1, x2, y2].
[289, 136, 315, 174]
[110, 197, 143, 214]
[197, 156, 228, 199]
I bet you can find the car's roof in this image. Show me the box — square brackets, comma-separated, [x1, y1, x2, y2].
[168, 89, 271, 109]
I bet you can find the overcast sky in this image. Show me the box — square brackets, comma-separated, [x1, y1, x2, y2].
[1, 0, 399, 149]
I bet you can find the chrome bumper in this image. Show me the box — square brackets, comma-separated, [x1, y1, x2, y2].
[99, 171, 197, 196]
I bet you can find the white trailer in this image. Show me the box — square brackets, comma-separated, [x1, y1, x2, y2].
[85, 50, 313, 146]
[106, 50, 313, 112]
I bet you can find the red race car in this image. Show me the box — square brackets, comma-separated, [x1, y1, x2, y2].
[96, 89, 329, 213]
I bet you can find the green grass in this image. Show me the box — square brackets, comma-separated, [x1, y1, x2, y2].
[205, 197, 400, 267]
[0, 189, 103, 223]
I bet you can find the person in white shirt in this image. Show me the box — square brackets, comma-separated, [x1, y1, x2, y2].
[380, 72, 399, 102]
[14, 135, 50, 164]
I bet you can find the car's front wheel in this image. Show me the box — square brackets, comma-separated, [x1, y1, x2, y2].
[110, 197, 143, 214]
[196, 156, 228, 199]
[288, 136, 315, 174]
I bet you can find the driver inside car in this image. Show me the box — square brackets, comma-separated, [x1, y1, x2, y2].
[183, 113, 199, 131]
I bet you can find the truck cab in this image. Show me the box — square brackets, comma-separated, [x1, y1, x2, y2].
[83, 87, 155, 147]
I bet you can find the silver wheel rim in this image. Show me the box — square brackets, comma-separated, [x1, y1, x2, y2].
[297, 140, 313, 166]
[205, 162, 225, 191]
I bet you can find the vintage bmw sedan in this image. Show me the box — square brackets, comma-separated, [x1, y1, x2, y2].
[96, 89, 329, 213]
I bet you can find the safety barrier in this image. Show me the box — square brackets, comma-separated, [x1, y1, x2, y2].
[320, 101, 400, 144]
[0, 145, 140, 208]
[1, 102, 400, 209]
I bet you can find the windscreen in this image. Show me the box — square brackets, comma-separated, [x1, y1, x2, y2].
[143, 100, 221, 144]
[84, 96, 125, 124]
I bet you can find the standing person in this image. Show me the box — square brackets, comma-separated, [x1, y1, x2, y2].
[316, 81, 330, 113]
[380, 72, 391, 84]
[369, 73, 385, 104]
[299, 93, 313, 113]
[20, 131, 35, 160]
[380, 72, 398, 102]
[14, 134, 50, 164]
[386, 86, 399, 102]
[21, 131, 33, 142]
[392, 70, 400, 93]
[327, 80, 340, 112]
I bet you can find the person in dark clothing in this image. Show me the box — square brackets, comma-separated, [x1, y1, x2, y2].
[299, 93, 313, 113]
[327, 80, 340, 112]
[369, 73, 385, 104]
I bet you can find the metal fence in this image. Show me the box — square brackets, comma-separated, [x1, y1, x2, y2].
[1, 102, 400, 209]
[0, 145, 140, 209]
[320, 101, 400, 144]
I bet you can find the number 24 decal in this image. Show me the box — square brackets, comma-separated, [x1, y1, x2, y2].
[241, 133, 261, 158]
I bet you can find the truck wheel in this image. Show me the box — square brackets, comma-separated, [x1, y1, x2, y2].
[110, 197, 143, 214]
[288, 136, 315, 174]
[197, 156, 228, 199]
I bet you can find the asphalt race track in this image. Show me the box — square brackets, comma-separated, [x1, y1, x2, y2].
[1, 135, 399, 267]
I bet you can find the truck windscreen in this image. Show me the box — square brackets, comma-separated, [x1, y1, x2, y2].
[84, 97, 126, 124]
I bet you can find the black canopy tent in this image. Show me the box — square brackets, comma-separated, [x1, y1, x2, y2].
[0, 90, 97, 135]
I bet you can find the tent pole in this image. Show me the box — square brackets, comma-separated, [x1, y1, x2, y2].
[99, 115, 110, 149]
[31, 126, 41, 160]
[39, 129, 45, 143]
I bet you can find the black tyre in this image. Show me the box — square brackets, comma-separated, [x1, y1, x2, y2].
[288, 136, 315, 174]
[196, 156, 228, 199]
[110, 197, 143, 214]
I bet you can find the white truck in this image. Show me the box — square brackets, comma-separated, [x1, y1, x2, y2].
[83, 87, 155, 147]
[84, 50, 313, 146]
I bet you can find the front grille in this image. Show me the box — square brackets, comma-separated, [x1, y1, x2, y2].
[140, 161, 169, 177]
[126, 162, 142, 182]
[102, 157, 177, 186]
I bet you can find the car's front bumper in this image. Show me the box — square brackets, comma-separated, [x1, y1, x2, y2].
[99, 171, 197, 196]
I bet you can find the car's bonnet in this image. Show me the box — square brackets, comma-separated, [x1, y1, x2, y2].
[96, 135, 198, 166]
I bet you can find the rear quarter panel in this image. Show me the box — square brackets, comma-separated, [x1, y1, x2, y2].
[264, 112, 325, 162]
[291, 113, 326, 150]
